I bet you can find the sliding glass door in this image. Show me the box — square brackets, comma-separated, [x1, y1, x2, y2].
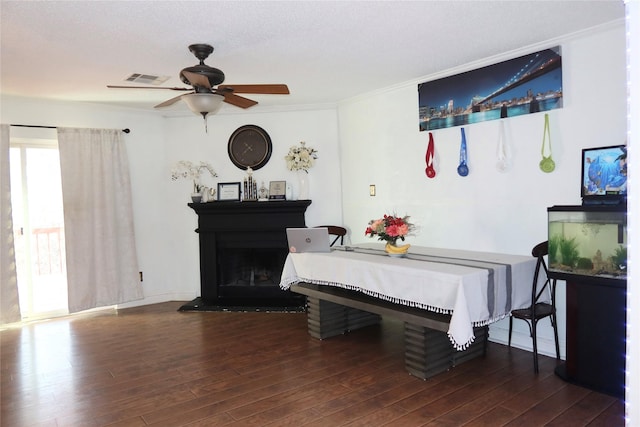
[10, 140, 68, 320]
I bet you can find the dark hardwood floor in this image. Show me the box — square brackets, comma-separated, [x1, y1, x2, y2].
[1, 302, 624, 427]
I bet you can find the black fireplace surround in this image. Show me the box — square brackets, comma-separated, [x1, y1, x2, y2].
[185, 200, 311, 308]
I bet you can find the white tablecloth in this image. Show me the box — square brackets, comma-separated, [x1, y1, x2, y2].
[280, 244, 540, 350]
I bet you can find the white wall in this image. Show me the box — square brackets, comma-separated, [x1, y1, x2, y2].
[160, 107, 342, 300]
[337, 22, 627, 357]
[1, 97, 342, 305]
[1, 97, 180, 304]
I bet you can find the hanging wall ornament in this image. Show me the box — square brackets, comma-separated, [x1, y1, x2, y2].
[496, 120, 510, 172]
[539, 113, 555, 173]
[457, 127, 469, 177]
[425, 132, 436, 178]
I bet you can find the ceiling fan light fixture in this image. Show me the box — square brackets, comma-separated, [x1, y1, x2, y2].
[182, 93, 225, 118]
[107, 44, 290, 119]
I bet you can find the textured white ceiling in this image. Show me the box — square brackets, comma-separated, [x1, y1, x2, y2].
[0, 1, 625, 115]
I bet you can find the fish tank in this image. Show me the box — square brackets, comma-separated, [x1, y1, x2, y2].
[547, 205, 627, 285]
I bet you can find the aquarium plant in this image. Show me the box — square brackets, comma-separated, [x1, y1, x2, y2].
[558, 236, 580, 268]
[548, 235, 560, 266]
[610, 245, 627, 271]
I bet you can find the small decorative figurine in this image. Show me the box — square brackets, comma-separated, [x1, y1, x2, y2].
[258, 181, 269, 201]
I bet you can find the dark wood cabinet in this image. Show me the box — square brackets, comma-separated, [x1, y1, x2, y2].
[556, 277, 626, 398]
[548, 204, 627, 398]
[188, 200, 311, 307]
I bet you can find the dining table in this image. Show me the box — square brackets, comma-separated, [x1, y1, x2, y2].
[279, 243, 541, 378]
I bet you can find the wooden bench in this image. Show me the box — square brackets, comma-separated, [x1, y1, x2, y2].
[290, 282, 488, 379]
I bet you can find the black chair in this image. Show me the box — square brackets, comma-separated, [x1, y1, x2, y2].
[316, 225, 347, 247]
[508, 241, 560, 373]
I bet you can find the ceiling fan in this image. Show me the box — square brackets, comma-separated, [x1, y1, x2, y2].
[107, 43, 290, 118]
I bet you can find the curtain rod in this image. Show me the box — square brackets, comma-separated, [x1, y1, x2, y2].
[10, 124, 130, 133]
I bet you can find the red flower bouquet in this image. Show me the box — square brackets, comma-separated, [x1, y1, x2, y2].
[365, 214, 414, 246]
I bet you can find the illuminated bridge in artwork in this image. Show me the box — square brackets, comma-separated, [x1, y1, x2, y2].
[473, 53, 562, 106]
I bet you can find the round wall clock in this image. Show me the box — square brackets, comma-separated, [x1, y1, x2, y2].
[227, 125, 272, 170]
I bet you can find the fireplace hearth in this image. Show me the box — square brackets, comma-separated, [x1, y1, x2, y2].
[185, 201, 311, 308]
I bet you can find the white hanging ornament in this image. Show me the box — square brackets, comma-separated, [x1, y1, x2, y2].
[496, 121, 511, 172]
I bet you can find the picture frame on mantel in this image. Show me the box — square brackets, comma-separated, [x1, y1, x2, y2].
[217, 182, 241, 202]
[269, 181, 287, 200]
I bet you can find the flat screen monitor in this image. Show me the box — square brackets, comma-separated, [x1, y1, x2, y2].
[581, 144, 627, 204]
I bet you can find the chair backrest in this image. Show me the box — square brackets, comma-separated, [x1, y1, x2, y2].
[531, 241, 556, 305]
[315, 225, 347, 247]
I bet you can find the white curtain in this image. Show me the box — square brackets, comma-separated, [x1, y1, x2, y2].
[57, 128, 143, 312]
[0, 124, 22, 324]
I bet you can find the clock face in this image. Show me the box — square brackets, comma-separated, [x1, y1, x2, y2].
[228, 125, 272, 170]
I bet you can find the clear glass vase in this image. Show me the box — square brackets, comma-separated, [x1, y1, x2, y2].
[297, 170, 310, 200]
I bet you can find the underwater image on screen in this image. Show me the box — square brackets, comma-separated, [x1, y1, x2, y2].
[582, 145, 627, 197]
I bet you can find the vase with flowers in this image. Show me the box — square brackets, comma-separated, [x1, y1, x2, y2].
[365, 214, 415, 256]
[284, 141, 318, 200]
[171, 160, 217, 202]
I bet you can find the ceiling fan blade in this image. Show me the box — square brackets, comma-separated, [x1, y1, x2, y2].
[182, 71, 212, 88]
[218, 84, 289, 94]
[154, 93, 190, 108]
[107, 85, 191, 91]
[223, 93, 258, 109]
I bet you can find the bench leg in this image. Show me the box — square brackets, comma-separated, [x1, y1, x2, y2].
[303, 293, 488, 380]
[346, 306, 382, 332]
[306, 297, 381, 339]
[404, 324, 489, 379]
[452, 326, 488, 366]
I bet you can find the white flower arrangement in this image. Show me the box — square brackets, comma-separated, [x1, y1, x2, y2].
[171, 160, 217, 192]
[284, 141, 318, 173]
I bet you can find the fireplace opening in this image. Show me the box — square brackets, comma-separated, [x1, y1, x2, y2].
[217, 247, 301, 304]
[219, 247, 286, 287]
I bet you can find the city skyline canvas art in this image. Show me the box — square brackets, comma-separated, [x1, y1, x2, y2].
[419, 46, 563, 131]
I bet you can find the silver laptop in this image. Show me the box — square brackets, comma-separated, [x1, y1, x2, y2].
[286, 227, 331, 253]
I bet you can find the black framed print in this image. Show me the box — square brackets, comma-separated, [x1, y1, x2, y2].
[269, 180, 287, 200]
[217, 182, 242, 201]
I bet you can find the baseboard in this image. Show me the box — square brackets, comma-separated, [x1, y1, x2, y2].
[489, 323, 565, 360]
[116, 292, 197, 309]
[178, 297, 306, 313]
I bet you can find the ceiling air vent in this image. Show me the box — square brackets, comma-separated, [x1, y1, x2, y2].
[125, 73, 170, 85]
